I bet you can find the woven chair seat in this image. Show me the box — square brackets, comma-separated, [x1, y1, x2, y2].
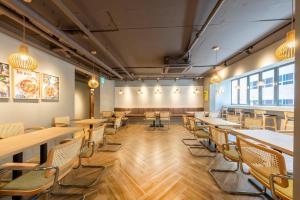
[1, 170, 54, 191]
[194, 130, 209, 138]
[251, 170, 293, 199]
[223, 146, 239, 161]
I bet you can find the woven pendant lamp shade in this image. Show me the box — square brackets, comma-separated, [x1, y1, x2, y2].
[88, 75, 99, 89]
[8, 44, 38, 71]
[275, 30, 296, 60]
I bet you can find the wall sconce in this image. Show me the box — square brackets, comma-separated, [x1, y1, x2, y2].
[154, 87, 162, 94]
[118, 89, 124, 95]
[173, 88, 181, 94]
[216, 87, 224, 96]
[193, 88, 200, 94]
[137, 89, 143, 95]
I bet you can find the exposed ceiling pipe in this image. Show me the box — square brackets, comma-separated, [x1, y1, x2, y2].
[50, 0, 133, 79]
[0, 5, 113, 77]
[183, 0, 225, 58]
[0, 0, 123, 79]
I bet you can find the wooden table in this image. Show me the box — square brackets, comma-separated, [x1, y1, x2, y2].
[196, 117, 240, 127]
[0, 127, 81, 200]
[74, 118, 107, 129]
[230, 129, 293, 156]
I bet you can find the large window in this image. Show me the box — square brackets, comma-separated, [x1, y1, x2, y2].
[231, 80, 238, 104]
[239, 77, 248, 104]
[261, 69, 275, 105]
[249, 74, 259, 105]
[278, 64, 294, 105]
[230, 62, 294, 106]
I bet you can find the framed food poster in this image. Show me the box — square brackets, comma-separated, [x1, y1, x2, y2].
[13, 69, 40, 99]
[41, 73, 59, 101]
[0, 63, 10, 98]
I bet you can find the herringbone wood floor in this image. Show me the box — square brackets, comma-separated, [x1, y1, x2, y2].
[52, 124, 265, 200]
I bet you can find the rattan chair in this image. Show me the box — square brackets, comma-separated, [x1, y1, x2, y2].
[101, 111, 115, 123]
[0, 136, 85, 199]
[226, 114, 242, 128]
[237, 136, 293, 200]
[209, 112, 219, 118]
[186, 118, 213, 157]
[244, 117, 263, 129]
[144, 112, 156, 128]
[254, 110, 277, 131]
[98, 117, 122, 152]
[278, 112, 294, 134]
[208, 127, 260, 195]
[53, 116, 89, 139]
[160, 112, 171, 129]
[182, 115, 189, 129]
[115, 111, 128, 126]
[59, 125, 106, 188]
[0, 122, 44, 139]
[182, 117, 202, 146]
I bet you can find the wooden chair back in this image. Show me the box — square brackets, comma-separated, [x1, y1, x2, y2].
[237, 136, 288, 187]
[102, 111, 113, 118]
[254, 110, 266, 118]
[53, 116, 70, 127]
[145, 112, 155, 119]
[244, 117, 263, 129]
[188, 118, 196, 131]
[160, 112, 170, 119]
[115, 111, 125, 118]
[194, 112, 205, 119]
[226, 114, 241, 124]
[283, 112, 294, 131]
[89, 125, 105, 146]
[0, 123, 24, 139]
[209, 126, 229, 151]
[45, 136, 84, 178]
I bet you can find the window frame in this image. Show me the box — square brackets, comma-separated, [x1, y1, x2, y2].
[230, 61, 294, 106]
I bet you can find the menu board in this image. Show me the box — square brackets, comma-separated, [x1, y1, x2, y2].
[41, 73, 59, 100]
[13, 69, 40, 99]
[0, 63, 10, 98]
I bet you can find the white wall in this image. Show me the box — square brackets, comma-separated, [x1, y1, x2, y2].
[0, 32, 75, 127]
[100, 79, 115, 112]
[115, 85, 203, 108]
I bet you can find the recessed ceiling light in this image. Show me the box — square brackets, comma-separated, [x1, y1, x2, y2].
[91, 50, 97, 55]
[138, 78, 142, 81]
[23, 0, 32, 3]
[175, 77, 179, 80]
[212, 46, 220, 51]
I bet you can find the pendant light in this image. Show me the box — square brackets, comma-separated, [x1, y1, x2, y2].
[210, 46, 221, 84]
[8, 16, 38, 71]
[275, 0, 296, 60]
[88, 64, 99, 89]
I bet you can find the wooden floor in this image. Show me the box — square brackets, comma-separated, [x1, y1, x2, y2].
[2, 124, 265, 200]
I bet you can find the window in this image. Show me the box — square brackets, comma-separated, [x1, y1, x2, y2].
[231, 80, 238, 104]
[230, 62, 294, 106]
[249, 74, 259, 105]
[278, 64, 294, 105]
[239, 77, 248, 104]
[261, 69, 275, 105]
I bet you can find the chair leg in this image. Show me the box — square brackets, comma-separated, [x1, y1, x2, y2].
[98, 134, 122, 152]
[58, 165, 106, 188]
[181, 138, 203, 146]
[209, 162, 264, 196]
[188, 145, 216, 157]
[51, 189, 97, 200]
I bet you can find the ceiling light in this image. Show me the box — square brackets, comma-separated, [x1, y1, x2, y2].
[88, 75, 99, 89]
[118, 89, 124, 95]
[175, 77, 179, 80]
[91, 50, 97, 55]
[23, 0, 32, 3]
[212, 46, 220, 51]
[275, 30, 296, 60]
[8, 16, 38, 71]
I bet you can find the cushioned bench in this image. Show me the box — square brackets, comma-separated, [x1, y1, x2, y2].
[114, 108, 204, 117]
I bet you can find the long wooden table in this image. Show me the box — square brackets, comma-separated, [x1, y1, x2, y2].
[230, 129, 293, 156]
[196, 117, 240, 127]
[0, 127, 81, 161]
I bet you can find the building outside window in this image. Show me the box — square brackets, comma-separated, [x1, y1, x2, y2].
[231, 79, 238, 104]
[278, 64, 294, 105]
[239, 77, 248, 104]
[261, 69, 275, 105]
[249, 74, 259, 105]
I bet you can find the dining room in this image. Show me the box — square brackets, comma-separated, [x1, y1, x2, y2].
[0, 0, 299, 200]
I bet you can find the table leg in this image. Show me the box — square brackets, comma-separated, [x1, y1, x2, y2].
[12, 152, 23, 200]
[40, 143, 48, 164]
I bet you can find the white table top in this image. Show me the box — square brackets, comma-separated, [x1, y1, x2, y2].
[197, 117, 240, 127]
[231, 129, 294, 156]
[227, 105, 294, 112]
[0, 127, 81, 160]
